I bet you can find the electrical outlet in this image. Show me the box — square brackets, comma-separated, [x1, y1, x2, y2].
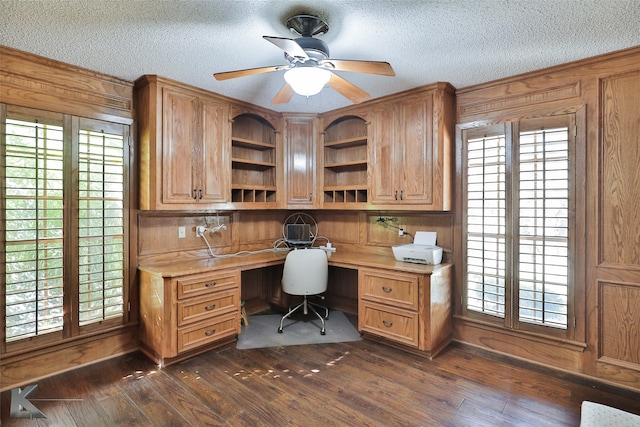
[178, 226, 186, 238]
[398, 225, 406, 236]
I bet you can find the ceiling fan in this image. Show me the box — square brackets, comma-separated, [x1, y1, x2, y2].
[213, 14, 395, 104]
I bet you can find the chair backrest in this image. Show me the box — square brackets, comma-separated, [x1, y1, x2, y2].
[281, 248, 328, 296]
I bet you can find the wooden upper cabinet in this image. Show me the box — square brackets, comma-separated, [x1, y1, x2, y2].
[284, 114, 318, 208]
[136, 75, 230, 210]
[369, 83, 455, 210]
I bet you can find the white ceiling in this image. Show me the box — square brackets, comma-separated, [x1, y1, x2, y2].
[2, 0, 639, 114]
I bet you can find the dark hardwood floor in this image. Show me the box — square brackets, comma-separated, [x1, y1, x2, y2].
[2, 338, 639, 426]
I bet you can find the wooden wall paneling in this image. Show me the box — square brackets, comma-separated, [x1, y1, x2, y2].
[599, 282, 640, 365]
[593, 69, 640, 388]
[313, 211, 362, 246]
[235, 211, 288, 247]
[0, 326, 138, 392]
[365, 212, 454, 256]
[137, 213, 234, 261]
[0, 46, 133, 123]
[600, 71, 640, 268]
[455, 45, 640, 392]
[1, 46, 137, 391]
[453, 320, 585, 372]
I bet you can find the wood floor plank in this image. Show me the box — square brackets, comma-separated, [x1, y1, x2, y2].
[3, 339, 640, 426]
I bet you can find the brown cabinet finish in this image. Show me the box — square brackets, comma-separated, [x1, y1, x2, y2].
[369, 84, 455, 210]
[358, 265, 453, 357]
[284, 114, 318, 208]
[136, 75, 230, 210]
[139, 268, 241, 366]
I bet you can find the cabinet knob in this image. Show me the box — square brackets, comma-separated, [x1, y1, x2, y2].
[400, 190, 403, 200]
[193, 189, 198, 200]
[394, 190, 398, 200]
[309, 192, 313, 201]
[205, 329, 216, 336]
[382, 320, 393, 327]
[205, 282, 216, 287]
[204, 304, 216, 311]
[199, 189, 203, 199]
[382, 286, 392, 293]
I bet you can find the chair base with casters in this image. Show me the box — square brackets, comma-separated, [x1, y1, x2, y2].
[278, 295, 329, 335]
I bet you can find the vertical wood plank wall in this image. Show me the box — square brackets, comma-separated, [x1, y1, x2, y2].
[454, 46, 640, 391]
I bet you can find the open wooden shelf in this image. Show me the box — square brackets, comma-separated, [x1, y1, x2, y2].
[323, 116, 368, 205]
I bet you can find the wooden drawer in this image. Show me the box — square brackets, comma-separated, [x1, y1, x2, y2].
[359, 268, 419, 310]
[359, 302, 419, 348]
[177, 288, 239, 326]
[176, 270, 238, 300]
[177, 312, 238, 353]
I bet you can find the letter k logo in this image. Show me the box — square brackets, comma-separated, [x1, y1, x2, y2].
[10, 384, 46, 419]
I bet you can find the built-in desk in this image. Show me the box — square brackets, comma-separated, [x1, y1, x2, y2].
[138, 250, 452, 366]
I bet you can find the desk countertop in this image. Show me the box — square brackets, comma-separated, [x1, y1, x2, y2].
[138, 249, 452, 278]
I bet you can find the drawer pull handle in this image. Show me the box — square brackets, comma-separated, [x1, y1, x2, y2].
[205, 282, 216, 287]
[204, 304, 216, 311]
[382, 286, 392, 293]
[205, 329, 216, 336]
[382, 320, 393, 327]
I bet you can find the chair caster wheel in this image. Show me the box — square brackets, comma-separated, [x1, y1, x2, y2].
[321, 330, 326, 335]
[278, 327, 283, 333]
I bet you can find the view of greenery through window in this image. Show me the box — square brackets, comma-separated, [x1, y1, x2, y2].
[465, 119, 571, 331]
[4, 114, 125, 343]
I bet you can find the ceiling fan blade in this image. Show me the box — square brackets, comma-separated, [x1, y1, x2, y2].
[213, 65, 288, 80]
[321, 59, 395, 76]
[213, 65, 283, 81]
[272, 83, 295, 104]
[327, 73, 371, 104]
[263, 36, 309, 60]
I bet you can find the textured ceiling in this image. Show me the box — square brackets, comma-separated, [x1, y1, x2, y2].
[1, 0, 639, 113]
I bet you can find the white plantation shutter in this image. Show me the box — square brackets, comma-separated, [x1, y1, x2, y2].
[463, 115, 574, 336]
[4, 115, 65, 341]
[3, 106, 129, 347]
[466, 127, 507, 317]
[78, 122, 125, 326]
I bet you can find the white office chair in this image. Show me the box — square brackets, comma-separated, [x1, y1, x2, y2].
[278, 248, 329, 335]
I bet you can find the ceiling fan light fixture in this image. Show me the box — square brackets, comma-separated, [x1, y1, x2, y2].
[284, 67, 331, 97]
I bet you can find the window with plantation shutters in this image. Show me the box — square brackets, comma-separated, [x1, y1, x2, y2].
[78, 121, 125, 326]
[2, 105, 129, 350]
[462, 114, 576, 338]
[4, 114, 65, 342]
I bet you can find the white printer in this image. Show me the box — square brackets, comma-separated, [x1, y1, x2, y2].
[392, 231, 443, 265]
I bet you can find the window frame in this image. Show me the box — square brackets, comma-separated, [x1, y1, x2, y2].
[1, 104, 131, 354]
[458, 108, 586, 343]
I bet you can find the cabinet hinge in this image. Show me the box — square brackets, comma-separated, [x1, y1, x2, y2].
[128, 301, 131, 312]
[573, 125, 577, 138]
[573, 317, 576, 328]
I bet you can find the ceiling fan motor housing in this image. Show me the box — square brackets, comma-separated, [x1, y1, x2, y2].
[294, 36, 329, 61]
